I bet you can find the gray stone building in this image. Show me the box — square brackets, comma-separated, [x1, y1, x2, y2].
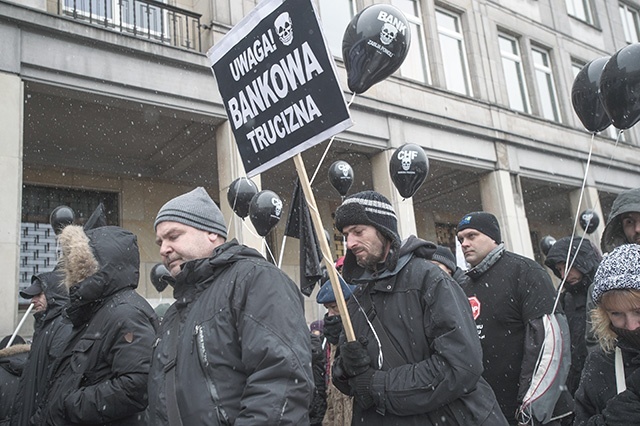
[2, 0, 640, 333]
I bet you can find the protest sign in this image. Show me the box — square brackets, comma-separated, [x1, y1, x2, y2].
[207, 0, 353, 177]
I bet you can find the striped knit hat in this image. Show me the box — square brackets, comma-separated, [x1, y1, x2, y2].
[592, 244, 640, 304]
[334, 191, 401, 273]
[335, 191, 399, 246]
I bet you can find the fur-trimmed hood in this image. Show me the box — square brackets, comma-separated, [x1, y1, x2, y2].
[58, 225, 140, 302]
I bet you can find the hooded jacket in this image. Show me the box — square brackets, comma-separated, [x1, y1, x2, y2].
[147, 239, 314, 426]
[11, 270, 72, 426]
[601, 187, 640, 253]
[0, 343, 30, 425]
[544, 237, 601, 395]
[35, 225, 158, 426]
[333, 236, 507, 425]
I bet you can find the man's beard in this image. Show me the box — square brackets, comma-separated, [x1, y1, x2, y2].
[356, 250, 386, 270]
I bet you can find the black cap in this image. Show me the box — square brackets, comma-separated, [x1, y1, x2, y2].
[20, 276, 43, 299]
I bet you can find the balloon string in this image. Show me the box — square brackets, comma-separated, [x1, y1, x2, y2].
[309, 92, 357, 185]
[553, 134, 595, 314]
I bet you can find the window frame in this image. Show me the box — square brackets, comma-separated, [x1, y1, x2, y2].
[435, 7, 473, 96]
[620, 3, 640, 44]
[566, 0, 595, 25]
[531, 45, 561, 122]
[392, 0, 431, 84]
[498, 32, 531, 114]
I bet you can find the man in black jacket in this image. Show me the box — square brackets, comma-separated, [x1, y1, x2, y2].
[457, 212, 571, 425]
[34, 225, 158, 426]
[601, 187, 640, 254]
[11, 271, 71, 426]
[544, 237, 601, 395]
[331, 191, 507, 425]
[149, 187, 313, 425]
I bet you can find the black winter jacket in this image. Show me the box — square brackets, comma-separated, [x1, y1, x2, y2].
[11, 270, 72, 426]
[0, 344, 29, 425]
[463, 245, 570, 425]
[147, 239, 314, 426]
[544, 237, 601, 395]
[334, 236, 507, 425]
[35, 226, 158, 426]
[574, 340, 640, 425]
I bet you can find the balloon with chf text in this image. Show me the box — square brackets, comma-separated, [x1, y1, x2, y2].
[389, 143, 429, 199]
[571, 57, 611, 133]
[50, 205, 75, 235]
[599, 43, 640, 129]
[328, 160, 354, 196]
[227, 177, 259, 219]
[342, 4, 411, 94]
[579, 209, 600, 234]
[249, 190, 283, 237]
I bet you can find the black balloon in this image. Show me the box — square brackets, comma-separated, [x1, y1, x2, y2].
[579, 209, 600, 234]
[389, 143, 429, 198]
[571, 57, 611, 133]
[50, 205, 75, 235]
[328, 161, 354, 196]
[600, 43, 640, 129]
[539, 235, 556, 256]
[249, 190, 283, 237]
[150, 263, 174, 293]
[342, 4, 411, 94]
[227, 177, 258, 219]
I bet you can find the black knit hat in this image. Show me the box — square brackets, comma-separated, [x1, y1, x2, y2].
[457, 211, 502, 244]
[335, 191, 400, 246]
[334, 190, 401, 274]
[432, 245, 457, 273]
[154, 187, 227, 239]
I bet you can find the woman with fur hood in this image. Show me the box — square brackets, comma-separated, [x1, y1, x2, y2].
[574, 244, 640, 425]
[33, 225, 158, 426]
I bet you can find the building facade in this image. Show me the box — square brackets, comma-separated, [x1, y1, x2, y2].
[2, 0, 640, 333]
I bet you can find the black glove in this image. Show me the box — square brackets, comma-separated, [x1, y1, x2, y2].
[349, 368, 376, 409]
[340, 336, 371, 377]
[602, 389, 640, 425]
[323, 314, 342, 345]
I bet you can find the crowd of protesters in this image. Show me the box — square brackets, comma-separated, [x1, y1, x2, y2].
[2, 186, 640, 425]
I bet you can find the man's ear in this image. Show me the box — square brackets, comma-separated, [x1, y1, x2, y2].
[207, 232, 224, 246]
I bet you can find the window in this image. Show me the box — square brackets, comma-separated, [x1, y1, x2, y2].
[63, 0, 166, 36]
[571, 59, 586, 78]
[499, 33, 530, 113]
[532, 47, 561, 122]
[620, 3, 640, 44]
[566, 0, 595, 24]
[436, 9, 472, 95]
[318, 0, 355, 58]
[393, 0, 430, 83]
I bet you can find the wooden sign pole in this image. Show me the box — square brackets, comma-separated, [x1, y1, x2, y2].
[293, 153, 355, 342]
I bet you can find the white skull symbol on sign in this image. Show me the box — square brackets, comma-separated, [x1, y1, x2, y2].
[380, 23, 397, 45]
[275, 12, 293, 46]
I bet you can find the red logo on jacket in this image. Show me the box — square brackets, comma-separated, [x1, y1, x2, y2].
[468, 296, 480, 320]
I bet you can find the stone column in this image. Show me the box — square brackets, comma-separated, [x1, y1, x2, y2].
[0, 72, 23, 336]
[371, 150, 417, 239]
[569, 186, 604, 254]
[479, 170, 534, 258]
[216, 122, 264, 252]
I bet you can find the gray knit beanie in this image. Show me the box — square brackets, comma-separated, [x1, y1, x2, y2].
[154, 187, 228, 239]
[592, 244, 640, 304]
